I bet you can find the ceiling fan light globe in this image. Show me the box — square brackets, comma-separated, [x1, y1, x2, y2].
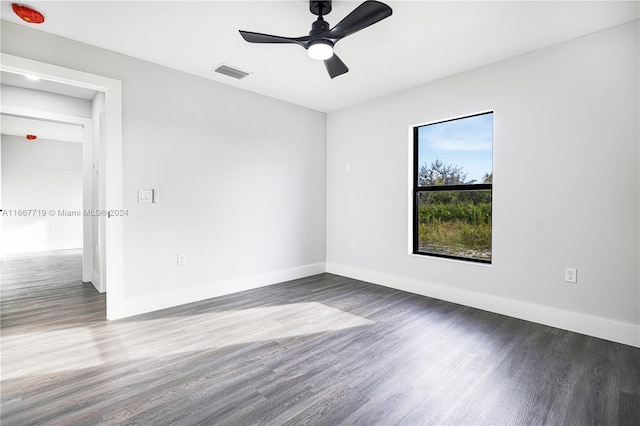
[308, 42, 334, 60]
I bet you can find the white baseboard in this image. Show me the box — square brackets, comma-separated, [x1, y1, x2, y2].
[91, 269, 104, 293]
[326, 262, 640, 348]
[112, 262, 326, 320]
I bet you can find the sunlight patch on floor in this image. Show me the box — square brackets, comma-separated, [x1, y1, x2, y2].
[2, 327, 104, 380]
[108, 302, 376, 360]
[1, 302, 375, 379]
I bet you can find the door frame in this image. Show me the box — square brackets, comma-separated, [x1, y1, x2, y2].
[1, 53, 125, 319]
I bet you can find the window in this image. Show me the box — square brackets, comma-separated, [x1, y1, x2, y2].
[413, 112, 493, 263]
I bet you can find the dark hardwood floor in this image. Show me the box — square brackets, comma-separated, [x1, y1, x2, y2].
[1, 251, 639, 425]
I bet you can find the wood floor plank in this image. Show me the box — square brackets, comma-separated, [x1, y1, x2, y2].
[1, 250, 639, 425]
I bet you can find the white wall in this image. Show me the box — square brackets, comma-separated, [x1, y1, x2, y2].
[1, 21, 327, 316]
[1, 135, 83, 253]
[326, 22, 639, 346]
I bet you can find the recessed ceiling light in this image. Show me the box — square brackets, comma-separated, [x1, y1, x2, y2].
[25, 74, 40, 81]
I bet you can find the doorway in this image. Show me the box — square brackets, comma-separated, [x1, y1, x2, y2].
[0, 53, 124, 319]
[2, 105, 93, 280]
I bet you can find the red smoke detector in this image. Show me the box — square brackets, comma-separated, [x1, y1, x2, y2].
[26, 134, 37, 140]
[12, 4, 45, 24]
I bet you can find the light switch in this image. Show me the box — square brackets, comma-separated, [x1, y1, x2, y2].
[138, 189, 153, 203]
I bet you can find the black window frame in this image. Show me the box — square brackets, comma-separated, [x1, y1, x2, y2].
[412, 112, 493, 264]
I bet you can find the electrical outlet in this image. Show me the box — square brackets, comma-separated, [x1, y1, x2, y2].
[351, 240, 356, 250]
[565, 267, 577, 283]
[177, 253, 186, 266]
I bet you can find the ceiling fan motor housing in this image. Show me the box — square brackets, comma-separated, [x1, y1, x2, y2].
[310, 18, 330, 36]
[310, 1, 332, 16]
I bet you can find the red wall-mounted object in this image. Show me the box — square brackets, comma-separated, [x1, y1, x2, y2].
[26, 135, 37, 140]
[12, 4, 45, 24]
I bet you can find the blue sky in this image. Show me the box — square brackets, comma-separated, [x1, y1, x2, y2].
[418, 113, 493, 183]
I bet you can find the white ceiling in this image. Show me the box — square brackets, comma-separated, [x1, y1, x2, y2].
[0, 71, 94, 142]
[1, 1, 638, 112]
[1, 70, 98, 99]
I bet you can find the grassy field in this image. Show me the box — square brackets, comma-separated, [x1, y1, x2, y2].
[418, 221, 491, 261]
[417, 192, 492, 261]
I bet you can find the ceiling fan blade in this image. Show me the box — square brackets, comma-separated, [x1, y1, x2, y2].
[239, 30, 309, 46]
[327, 1, 392, 40]
[324, 54, 349, 79]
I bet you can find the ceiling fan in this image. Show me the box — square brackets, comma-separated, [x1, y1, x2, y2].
[239, 0, 392, 79]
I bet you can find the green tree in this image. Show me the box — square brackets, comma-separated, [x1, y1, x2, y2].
[418, 160, 467, 186]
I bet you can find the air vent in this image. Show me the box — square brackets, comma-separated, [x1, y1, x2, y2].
[213, 64, 251, 80]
